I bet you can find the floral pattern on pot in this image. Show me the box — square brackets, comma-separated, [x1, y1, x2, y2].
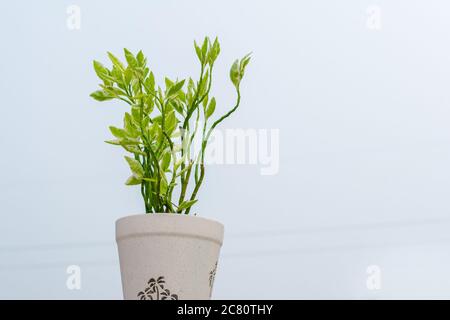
[209, 261, 218, 297]
[137, 276, 178, 300]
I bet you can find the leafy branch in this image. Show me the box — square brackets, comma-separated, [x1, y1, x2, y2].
[90, 37, 251, 214]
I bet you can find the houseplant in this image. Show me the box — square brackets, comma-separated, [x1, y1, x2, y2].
[90, 37, 250, 299]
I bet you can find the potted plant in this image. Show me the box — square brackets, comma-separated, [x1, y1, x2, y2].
[90, 37, 250, 300]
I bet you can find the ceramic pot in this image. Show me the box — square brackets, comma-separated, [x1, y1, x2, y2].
[116, 213, 224, 300]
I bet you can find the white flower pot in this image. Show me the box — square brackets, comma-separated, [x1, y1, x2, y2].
[115, 213, 224, 300]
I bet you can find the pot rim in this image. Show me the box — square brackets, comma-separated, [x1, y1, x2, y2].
[115, 213, 224, 245]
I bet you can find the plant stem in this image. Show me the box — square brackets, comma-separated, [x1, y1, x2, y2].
[185, 88, 241, 214]
[178, 161, 193, 211]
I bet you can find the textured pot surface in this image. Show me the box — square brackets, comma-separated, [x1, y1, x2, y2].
[116, 213, 224, 300]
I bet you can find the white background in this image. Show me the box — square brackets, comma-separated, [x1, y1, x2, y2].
[1, 0, 450, 299]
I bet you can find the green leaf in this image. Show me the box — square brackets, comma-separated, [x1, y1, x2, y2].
[131, 106, 141, 122]
[125, 156, 144, 178]
[111, 66, 125, 86]
[239, 53, 251, 75]
[124, 113, 139, 138]
[124, 67, 133, 85]
[132, 77, 141, 93]
[165, 110, 177, 134]
[105, 137, 140, 147]
[124, 112, 133, 127]
[158, 86, 164, 102]
[136, 50, 146, 67]
[109, 126, 127, 138]
[153, 115, 162, 125]
[202, 94, 209, 108]
[171, 100, 184, 115]
[213, 37, 220, 56]
[178, 200, 198, 211]
[101, 85, 126, 97]
[229, 59, 240, 88]
[121, 144, 145, 155]
[104, 139, 121, 145]
[208, 37, 220, 64]
[90, 90, 114, 101]
[124, 138, 141, 145]
[167, 79, 185, 98]
[187, 78, 195, 104]
[165, 77, 174, 89]
[161, 152, 171, 172]
[229, 54, 251, 89]
[144, 72, 155, 93]
[194, 40, 203, 62]
[93, 60, 109, 79]
[178, 90, 186, 103]
[107, 52, 125, 72]
[199, 69, 209, 95]
[206, 97, 216, 119]
[125, 175, 141, 185]
[164, 100, 174, 114]
[160, 175, 168, 194]
[201, 37, 209, 60]
[124, 48, 138, 68]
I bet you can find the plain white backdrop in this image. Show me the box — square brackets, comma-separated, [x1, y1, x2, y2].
[1, 0, 450, 298]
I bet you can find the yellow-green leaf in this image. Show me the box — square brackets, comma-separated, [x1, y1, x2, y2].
[206, 97, 216, 119]
[125, 156, 144, 178]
